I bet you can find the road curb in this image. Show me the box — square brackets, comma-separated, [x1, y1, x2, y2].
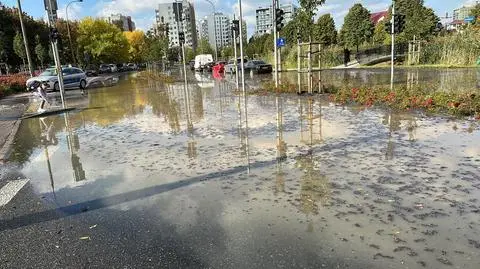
[0, 118, 21, 164]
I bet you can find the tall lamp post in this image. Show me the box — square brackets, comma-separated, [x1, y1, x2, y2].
[205, 0, 218, 61]
[16, 0, 33, 77]
[66, 0, 83, 65]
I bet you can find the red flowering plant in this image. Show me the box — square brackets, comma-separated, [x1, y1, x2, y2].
[0, 74, 28, 98]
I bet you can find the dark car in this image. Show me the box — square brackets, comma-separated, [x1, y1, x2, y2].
[188, 60, 195, 70]
[203, 62, 216, 72]
[99, 64, 111, 74]
[245, 60, 273, 74]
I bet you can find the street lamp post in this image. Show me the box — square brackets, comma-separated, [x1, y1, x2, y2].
[205, 0, 218, 61]
[16, 0, 33, 77]
[66, 0, 82, 65]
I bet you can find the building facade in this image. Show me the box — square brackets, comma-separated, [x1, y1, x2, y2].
[104, 14, 136, 31]
[255, 3, 297, 36]
[453, 6, 474, 21]
[206, 12, 232, 48]
[155, 0, 198, 49]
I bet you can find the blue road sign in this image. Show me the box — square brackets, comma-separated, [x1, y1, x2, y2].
[465, 16, 476, 23]
[276, 38, 286, 48]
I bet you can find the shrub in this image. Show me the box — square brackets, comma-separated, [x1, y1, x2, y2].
[0, 74, 28, 98]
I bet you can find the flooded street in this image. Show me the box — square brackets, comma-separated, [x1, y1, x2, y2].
[2, 69, 480, 268]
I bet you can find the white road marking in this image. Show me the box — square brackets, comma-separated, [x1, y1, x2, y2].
[0, 179, 30, 207]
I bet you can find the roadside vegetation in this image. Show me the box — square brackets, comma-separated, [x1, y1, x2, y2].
[0, 74, 27, 98]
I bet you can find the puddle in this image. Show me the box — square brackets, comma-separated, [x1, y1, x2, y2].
[6, 71, 480, 268]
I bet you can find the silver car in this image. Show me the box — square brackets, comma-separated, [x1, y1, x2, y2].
[26, 67, 88, 91]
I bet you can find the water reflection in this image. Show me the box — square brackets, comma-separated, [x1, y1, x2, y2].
[6, 71, 480, 268]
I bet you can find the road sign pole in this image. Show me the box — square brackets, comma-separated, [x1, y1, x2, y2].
[390, 1, 395, 91]
[273, 0, 278, 88]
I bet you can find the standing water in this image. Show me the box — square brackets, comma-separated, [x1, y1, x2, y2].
[4, 69, 480, 268]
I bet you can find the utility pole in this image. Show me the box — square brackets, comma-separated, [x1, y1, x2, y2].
[232, 16, 239, 89]
[17, 0, 33, 77]
[45, 0, 66, 108]
[238, 1, 246, 94]
[272, 0, 278, 88]
[390, 1, 395, 91]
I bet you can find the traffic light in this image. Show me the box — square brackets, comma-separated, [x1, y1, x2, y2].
[232, 19, 240, 37]
[394, 14, 406, 34]
[275, 8, 285, 31]
[384, 21, 392, 34]
[49, 27, 60, 42]
[179, 32, 185, 44]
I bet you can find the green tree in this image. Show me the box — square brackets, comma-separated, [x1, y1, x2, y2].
[299, 0, 326, 22]
[393, 0, 439, 41]
[77, 18, 129, 63]
[373, 22, 388, 45]
[340, 3, 373, 51]
[185, 47, 195, 62]
[0, 31, 6, 61]
[471, 4, 480, 23]
[313, 14, 337, 46]
[13, 32, 26, 67]
[220, 46, 234, 60]
[197, 38, 214, 55]
[34, 35, 48, 68]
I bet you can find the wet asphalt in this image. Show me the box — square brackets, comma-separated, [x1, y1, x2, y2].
[0, 69, 479, 268]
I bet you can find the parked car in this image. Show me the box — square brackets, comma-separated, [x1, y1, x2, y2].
[188, 60, 195, 70]
[26, 67, 87, 91]
[99, 64, 111, 73]
[225, 58, 248, 73]
[194, 54, 213, 71]
[203, 62, 215, 72]
[109, 64, 118, 73]
[126, 63, 138, 71]
[244, 60, 273, 74]
[116, 63, 127, 72]
[137, 63, 147, 70]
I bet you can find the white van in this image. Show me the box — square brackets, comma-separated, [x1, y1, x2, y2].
[194, 54, 213, 71]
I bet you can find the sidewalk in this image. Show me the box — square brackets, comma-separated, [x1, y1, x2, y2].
[0, 93, 30, 163]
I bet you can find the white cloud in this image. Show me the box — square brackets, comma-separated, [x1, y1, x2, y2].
[57, 2, 83, 20]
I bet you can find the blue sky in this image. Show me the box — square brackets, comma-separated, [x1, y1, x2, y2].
[1, 0, 476, 37]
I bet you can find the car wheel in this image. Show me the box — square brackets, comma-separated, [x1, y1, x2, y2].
[79, 79, 87, 89]
[54, 82, 59, 92]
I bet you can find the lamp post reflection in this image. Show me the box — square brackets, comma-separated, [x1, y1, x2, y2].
[275, 96, 286, 194]
[64, 112, 86, 182]
[39, 118, 58, 198]
[184, 83, 197, 159]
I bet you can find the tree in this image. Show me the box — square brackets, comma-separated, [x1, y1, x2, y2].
[197, 38, 214, 55]
[393, 0, 439, 41]
[77, 18, 129, 64]
[373, 23, 388, 45]
[471, 4, 480, 23]
[299, 0, 326, 23]
[313, 14, 337, 46]
[340, 4, 374, 51]
[220, 46, 234, 59]
[124, 30, 146, 63]
[34, 35, 48, 68]
[0, 31, 6, 61]
[13, 32, 26, 67]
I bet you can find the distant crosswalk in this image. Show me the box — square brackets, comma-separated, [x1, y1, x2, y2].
[0, 179, 29, 207]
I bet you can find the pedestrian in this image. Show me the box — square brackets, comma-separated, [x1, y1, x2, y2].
[344, 48, 351, 67]
[28, 80, 50, 113]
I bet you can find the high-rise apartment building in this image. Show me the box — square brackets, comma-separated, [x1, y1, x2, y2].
[155, 0, 198, 49]
[104, 14, 136, 31]
[255, 2, 297, 36]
